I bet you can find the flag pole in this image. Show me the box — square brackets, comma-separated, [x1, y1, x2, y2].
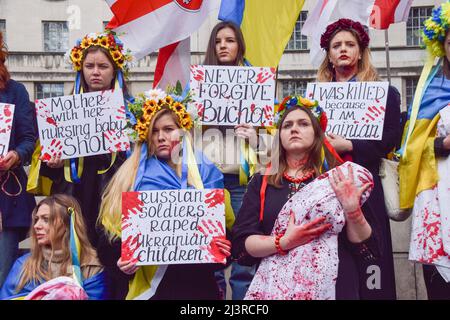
[384, 29, 392, 85]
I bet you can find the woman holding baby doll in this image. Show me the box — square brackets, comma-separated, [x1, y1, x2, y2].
[232, 96, 379, 299]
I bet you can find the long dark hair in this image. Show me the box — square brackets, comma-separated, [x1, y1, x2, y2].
[0, 32, 10, 91]
[203, 21, 246, 66]
[267, 106, 340, 188]
[76, 46, 128, 94]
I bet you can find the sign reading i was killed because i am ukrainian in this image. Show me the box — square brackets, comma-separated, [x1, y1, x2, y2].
[305, 82, 389, 140]
[35, 89, 130, 161]
[190, 65, 276, 126]
[0, 103, 14, 157]
[121, 189, 227, 265]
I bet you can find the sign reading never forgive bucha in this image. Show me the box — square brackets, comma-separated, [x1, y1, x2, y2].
[0, 103, 14, 157]
[121, 189, 227, 266]
[190, 65, 276, 126]
[306, 82, 389, 140]
[35, 89, 130, 161]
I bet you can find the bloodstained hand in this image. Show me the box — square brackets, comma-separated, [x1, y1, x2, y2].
[329, 165, 371, 225]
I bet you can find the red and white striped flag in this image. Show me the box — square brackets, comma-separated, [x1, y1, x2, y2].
[153, 38, 191, 89]
[302, 0, 413, 67]
[105, 0, 220, 60]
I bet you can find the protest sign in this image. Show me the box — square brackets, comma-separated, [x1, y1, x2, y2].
[121, 189, 226, 266]
[190, 65, 276, 126]
[306, 82, 389, 140]
[35, 89, 130, 160]
[439, 104, 450, 133]
[0, 103, 14, 157]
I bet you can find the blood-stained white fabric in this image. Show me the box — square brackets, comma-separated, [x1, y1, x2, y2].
[409, 106, 450, 281]
[245, 162, 373, 300]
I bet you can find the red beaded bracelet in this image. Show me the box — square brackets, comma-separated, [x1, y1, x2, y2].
[275, 233, 288, 256]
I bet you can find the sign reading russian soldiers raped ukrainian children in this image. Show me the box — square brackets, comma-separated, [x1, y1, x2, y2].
[35, 89, 130, 160]
[0, 103, 14, 157]
[190, 65, 276, 126]
[121, 189, 227, 265]
[305, 82, 389, 140]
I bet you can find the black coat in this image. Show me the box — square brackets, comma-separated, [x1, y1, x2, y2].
[343, 85, 401, 299]
[0, 80, 36, 228]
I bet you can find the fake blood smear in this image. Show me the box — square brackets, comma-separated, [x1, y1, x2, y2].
[205, 189, 224, 208]
[207, 236, 227, 263]
[122, 192, 144, 222]
[3, 106, 11, 117]
[46, 117, 57, 126]
[122, 234, 141, 261]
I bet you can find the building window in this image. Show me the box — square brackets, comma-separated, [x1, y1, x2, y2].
[405, 77, 419, 108]
[286, 11, 308, 50]
[282, 80, 307, 97]
[406, 7, 433, 46]
[0, 20, 5, 38]
[43, 21, 69, 52]
[35, 83, 65, 100]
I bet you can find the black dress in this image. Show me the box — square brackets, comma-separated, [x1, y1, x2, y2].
[232, 173, 380, 300]
[344, 85, 401, 299]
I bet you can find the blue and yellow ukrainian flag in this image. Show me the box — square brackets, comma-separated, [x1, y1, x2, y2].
[219, 0, 305, 67]
[399, 57, 450, 210]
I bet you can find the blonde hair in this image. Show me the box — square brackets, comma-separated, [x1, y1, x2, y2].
[17, 194, 98, 292]
[317, 32, 379, 82]
[98, 108, 198, 241]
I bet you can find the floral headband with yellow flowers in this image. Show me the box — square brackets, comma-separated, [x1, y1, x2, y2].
[65, 31, 133, 74]
[275, 95, 328, 131]
[127, 85, 195, 142]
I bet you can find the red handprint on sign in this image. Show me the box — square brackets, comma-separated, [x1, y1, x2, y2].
[191, 65, 205, 82]
[198, 219, 228, 264]
[40, 139, 63, 161]
[256, 68, 274, 84]
[104, 130, 130, 153]
[205, 189, 225, 208]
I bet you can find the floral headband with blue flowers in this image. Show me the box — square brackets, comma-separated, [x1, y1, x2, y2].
[422, 2, 450, 58]
[275, 95, 328, 131]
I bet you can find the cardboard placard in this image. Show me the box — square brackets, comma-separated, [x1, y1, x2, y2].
[306, 82, 389, 140]
[122, 189, 226, 266]
[0, 103, 14, 157]
[190, 65, 276, 126]
[35, 89, 130, 161]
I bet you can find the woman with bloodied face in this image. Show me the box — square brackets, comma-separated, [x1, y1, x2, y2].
[232, 96, 380, 300]
[316, 19, 400, 299]
[0, 31, 37, 289]
[97, 93, 234, 300]
[32, 31, 134, 248]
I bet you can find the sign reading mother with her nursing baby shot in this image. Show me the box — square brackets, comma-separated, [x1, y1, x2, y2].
[190, 65, 276, 126]
[121, 189, 226, 266]
[306, 82, 389, 140]
[35, 89, 130, 161]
